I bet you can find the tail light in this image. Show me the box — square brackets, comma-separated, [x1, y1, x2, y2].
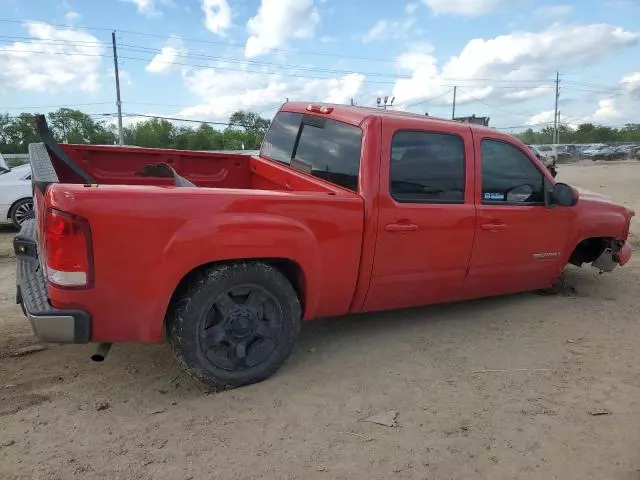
[44, 209, 93, 288]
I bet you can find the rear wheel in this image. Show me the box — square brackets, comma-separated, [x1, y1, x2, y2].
[167, 262, 302, 389]
[9, 198, 34, 229]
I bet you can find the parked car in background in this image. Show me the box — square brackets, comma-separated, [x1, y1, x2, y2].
[583, 146, 613, 160]
[532, 144, 558, 162]
[527, 145, 558, 177]
[0, 162, 33, 228]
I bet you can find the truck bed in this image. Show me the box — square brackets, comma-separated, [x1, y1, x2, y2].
[54, 144, 337, 193]
[26, 141, 365, 343]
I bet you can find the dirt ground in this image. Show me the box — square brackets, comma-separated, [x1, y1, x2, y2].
[1, 161, 640, 480]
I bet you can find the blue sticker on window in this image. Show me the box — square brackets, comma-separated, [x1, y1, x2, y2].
[484, 192, 505, 201]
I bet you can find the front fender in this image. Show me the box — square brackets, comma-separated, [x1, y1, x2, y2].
[153, 213, 322, 328]
[570, 209, 628, 247]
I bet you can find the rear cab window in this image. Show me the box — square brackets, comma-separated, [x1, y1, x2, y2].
[261, 111, 363, 192]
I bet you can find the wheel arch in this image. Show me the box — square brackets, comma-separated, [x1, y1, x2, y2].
[568, 236, 614, 267]
[165, 258, 306, 328]
[8, 196, 32, 215]
[8, 196, 33, 224]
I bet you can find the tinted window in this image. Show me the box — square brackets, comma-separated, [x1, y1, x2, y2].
[481, 140, 544, 204]
[390, 130, 465, 203]
[293, 116, 363, 191]
[261, 112, 363, 192]
[261, 112, 302, 164]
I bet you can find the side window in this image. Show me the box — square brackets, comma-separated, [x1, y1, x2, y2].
[390, 130, 465, 203]
[481, 140, 545, 204]
[260, 112, 302, 164]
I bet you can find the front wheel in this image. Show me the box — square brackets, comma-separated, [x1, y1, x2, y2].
[166, 262, 302, 389]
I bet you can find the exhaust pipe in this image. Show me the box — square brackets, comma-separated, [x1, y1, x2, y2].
[91, 343, 112, 362]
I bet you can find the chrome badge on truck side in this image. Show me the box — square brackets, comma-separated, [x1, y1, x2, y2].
[532, 252, 561, 259]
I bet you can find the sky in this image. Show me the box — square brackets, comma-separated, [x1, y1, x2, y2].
[0, 0, 639, 133]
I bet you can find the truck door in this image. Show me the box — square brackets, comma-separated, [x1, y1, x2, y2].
[363, 118, 477, 312]
[464, 134, 574, 297]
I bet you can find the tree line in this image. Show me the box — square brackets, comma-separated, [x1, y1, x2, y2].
[0, 108, 270, 155]
[2, 108, 639, 158]
[516, 123, 640, 144]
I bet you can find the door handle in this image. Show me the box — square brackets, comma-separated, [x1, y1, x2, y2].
[481, 223, 507, 232]
[385, 223, 418, 232]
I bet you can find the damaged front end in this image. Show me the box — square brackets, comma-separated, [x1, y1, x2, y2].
[570, 238, 632, 273]
[591, 240, 632, 272]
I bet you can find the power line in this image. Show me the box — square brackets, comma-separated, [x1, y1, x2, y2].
[2, 102, 113, 110]
[122, 113, 249, 128]
[0, 38, 559, 87]
[0, 18, 589, 74]
[459, 89, 538, 118]
[405, 89, 454, 109]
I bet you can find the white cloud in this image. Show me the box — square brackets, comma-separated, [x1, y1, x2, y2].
[146, 38, 186, 74]
[0, 22, 103, 93]
[588, 99, 624, 122]
[325, 73, 365, 104]
[179, 65, 365, 121]
[64, 10, 81, 23]
[360, 18, 416, 43]
[202, 0, 232, 36]
[121, 0, 173, 16]
[504, 85, 554, 100]
[534, 4, 573, 18]
[393, 24, 640, 110]
[361, 20, 388, 43]
[405, 2, 419, 14]
[526, 110, 556, 125]
[621, 72, 640, 93]
[421, 0, 502, 16]
[245, 0, 320, 58]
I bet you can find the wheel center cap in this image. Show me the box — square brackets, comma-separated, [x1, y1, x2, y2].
[228, 309, 255, 337]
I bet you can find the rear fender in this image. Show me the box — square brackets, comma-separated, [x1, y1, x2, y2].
[153, 213, 321, 333]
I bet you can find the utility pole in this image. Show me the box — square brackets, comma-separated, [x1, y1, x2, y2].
[553, 71, 560, 145]
[556, 111, 561, 144]
[451, 86, 457, 120]
[111, 31, 124, 146]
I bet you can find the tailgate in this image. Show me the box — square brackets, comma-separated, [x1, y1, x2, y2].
[14, 218, 91, 343]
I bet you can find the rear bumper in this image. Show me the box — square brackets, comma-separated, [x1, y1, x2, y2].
[14, 220, 91, 343]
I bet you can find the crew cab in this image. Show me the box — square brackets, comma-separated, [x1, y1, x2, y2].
[15, 104, 634, 389]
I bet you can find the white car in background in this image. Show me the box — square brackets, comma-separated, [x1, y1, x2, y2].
[0, 158, 33, 229]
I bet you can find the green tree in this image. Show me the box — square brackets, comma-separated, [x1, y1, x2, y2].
[48, 108, 116, 145]
[125, 118, 176, 148]
[2, 113, 38, 153]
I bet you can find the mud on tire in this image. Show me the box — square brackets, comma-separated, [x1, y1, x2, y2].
[166, 261, 302, 389]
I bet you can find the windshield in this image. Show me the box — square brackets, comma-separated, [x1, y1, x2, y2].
[537, 146, 552, 151]
[261, 111, 363, 192]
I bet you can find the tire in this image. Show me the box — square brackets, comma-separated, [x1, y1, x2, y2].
[166, 261, 302, 389]
[9, 198, 34, 229]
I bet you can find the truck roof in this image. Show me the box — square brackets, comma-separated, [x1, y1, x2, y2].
[282, 101, 495, 135]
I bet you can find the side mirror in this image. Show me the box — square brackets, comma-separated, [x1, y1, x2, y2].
[550, 182, 578, 207]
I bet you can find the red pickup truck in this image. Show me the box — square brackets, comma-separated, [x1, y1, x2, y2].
[15, 103, 634, 389]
